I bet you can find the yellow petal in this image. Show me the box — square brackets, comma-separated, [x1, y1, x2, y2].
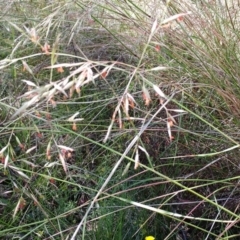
[145, 236, 155, 240]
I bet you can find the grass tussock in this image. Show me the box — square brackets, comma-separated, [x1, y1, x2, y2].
[1, 0, 240, 239]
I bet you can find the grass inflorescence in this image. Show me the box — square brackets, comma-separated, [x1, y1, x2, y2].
[1, 0, 240, 239]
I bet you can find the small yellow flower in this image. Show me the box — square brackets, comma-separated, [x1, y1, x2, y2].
[145, 236, 155, 240]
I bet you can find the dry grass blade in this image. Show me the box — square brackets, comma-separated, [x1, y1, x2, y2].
[134, 148, 139, 170]
[11, 95, 40, 119]
[138, 145, 149, 158]
[161, 11, 192, 25]
[59, 153, 67, 173]
[0, 145, 9, 155]
[57, 145, 74, 152]
[22, 61, 33, 75]
[142, 85, 151, 106]
[3, 154, 9, 170]
[67, 112, 84, 122]
[145, 66, 169, 72]
[22, 80, 37, 87]
[153, 84, 167, 99]
[13, 198, 23, 219]
[103, 120, 115, 143]
[8, 165, 30, 180]
[53, 83, 68, 97]
[25, 146, 37, 154]
[121, 198, 235, 223]
[151, 19, 158, 34]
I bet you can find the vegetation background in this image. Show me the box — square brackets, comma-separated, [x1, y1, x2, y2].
[1, 0, 240, 239]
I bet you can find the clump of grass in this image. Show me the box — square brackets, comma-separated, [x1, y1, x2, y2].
[1, 0, 240, 239]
